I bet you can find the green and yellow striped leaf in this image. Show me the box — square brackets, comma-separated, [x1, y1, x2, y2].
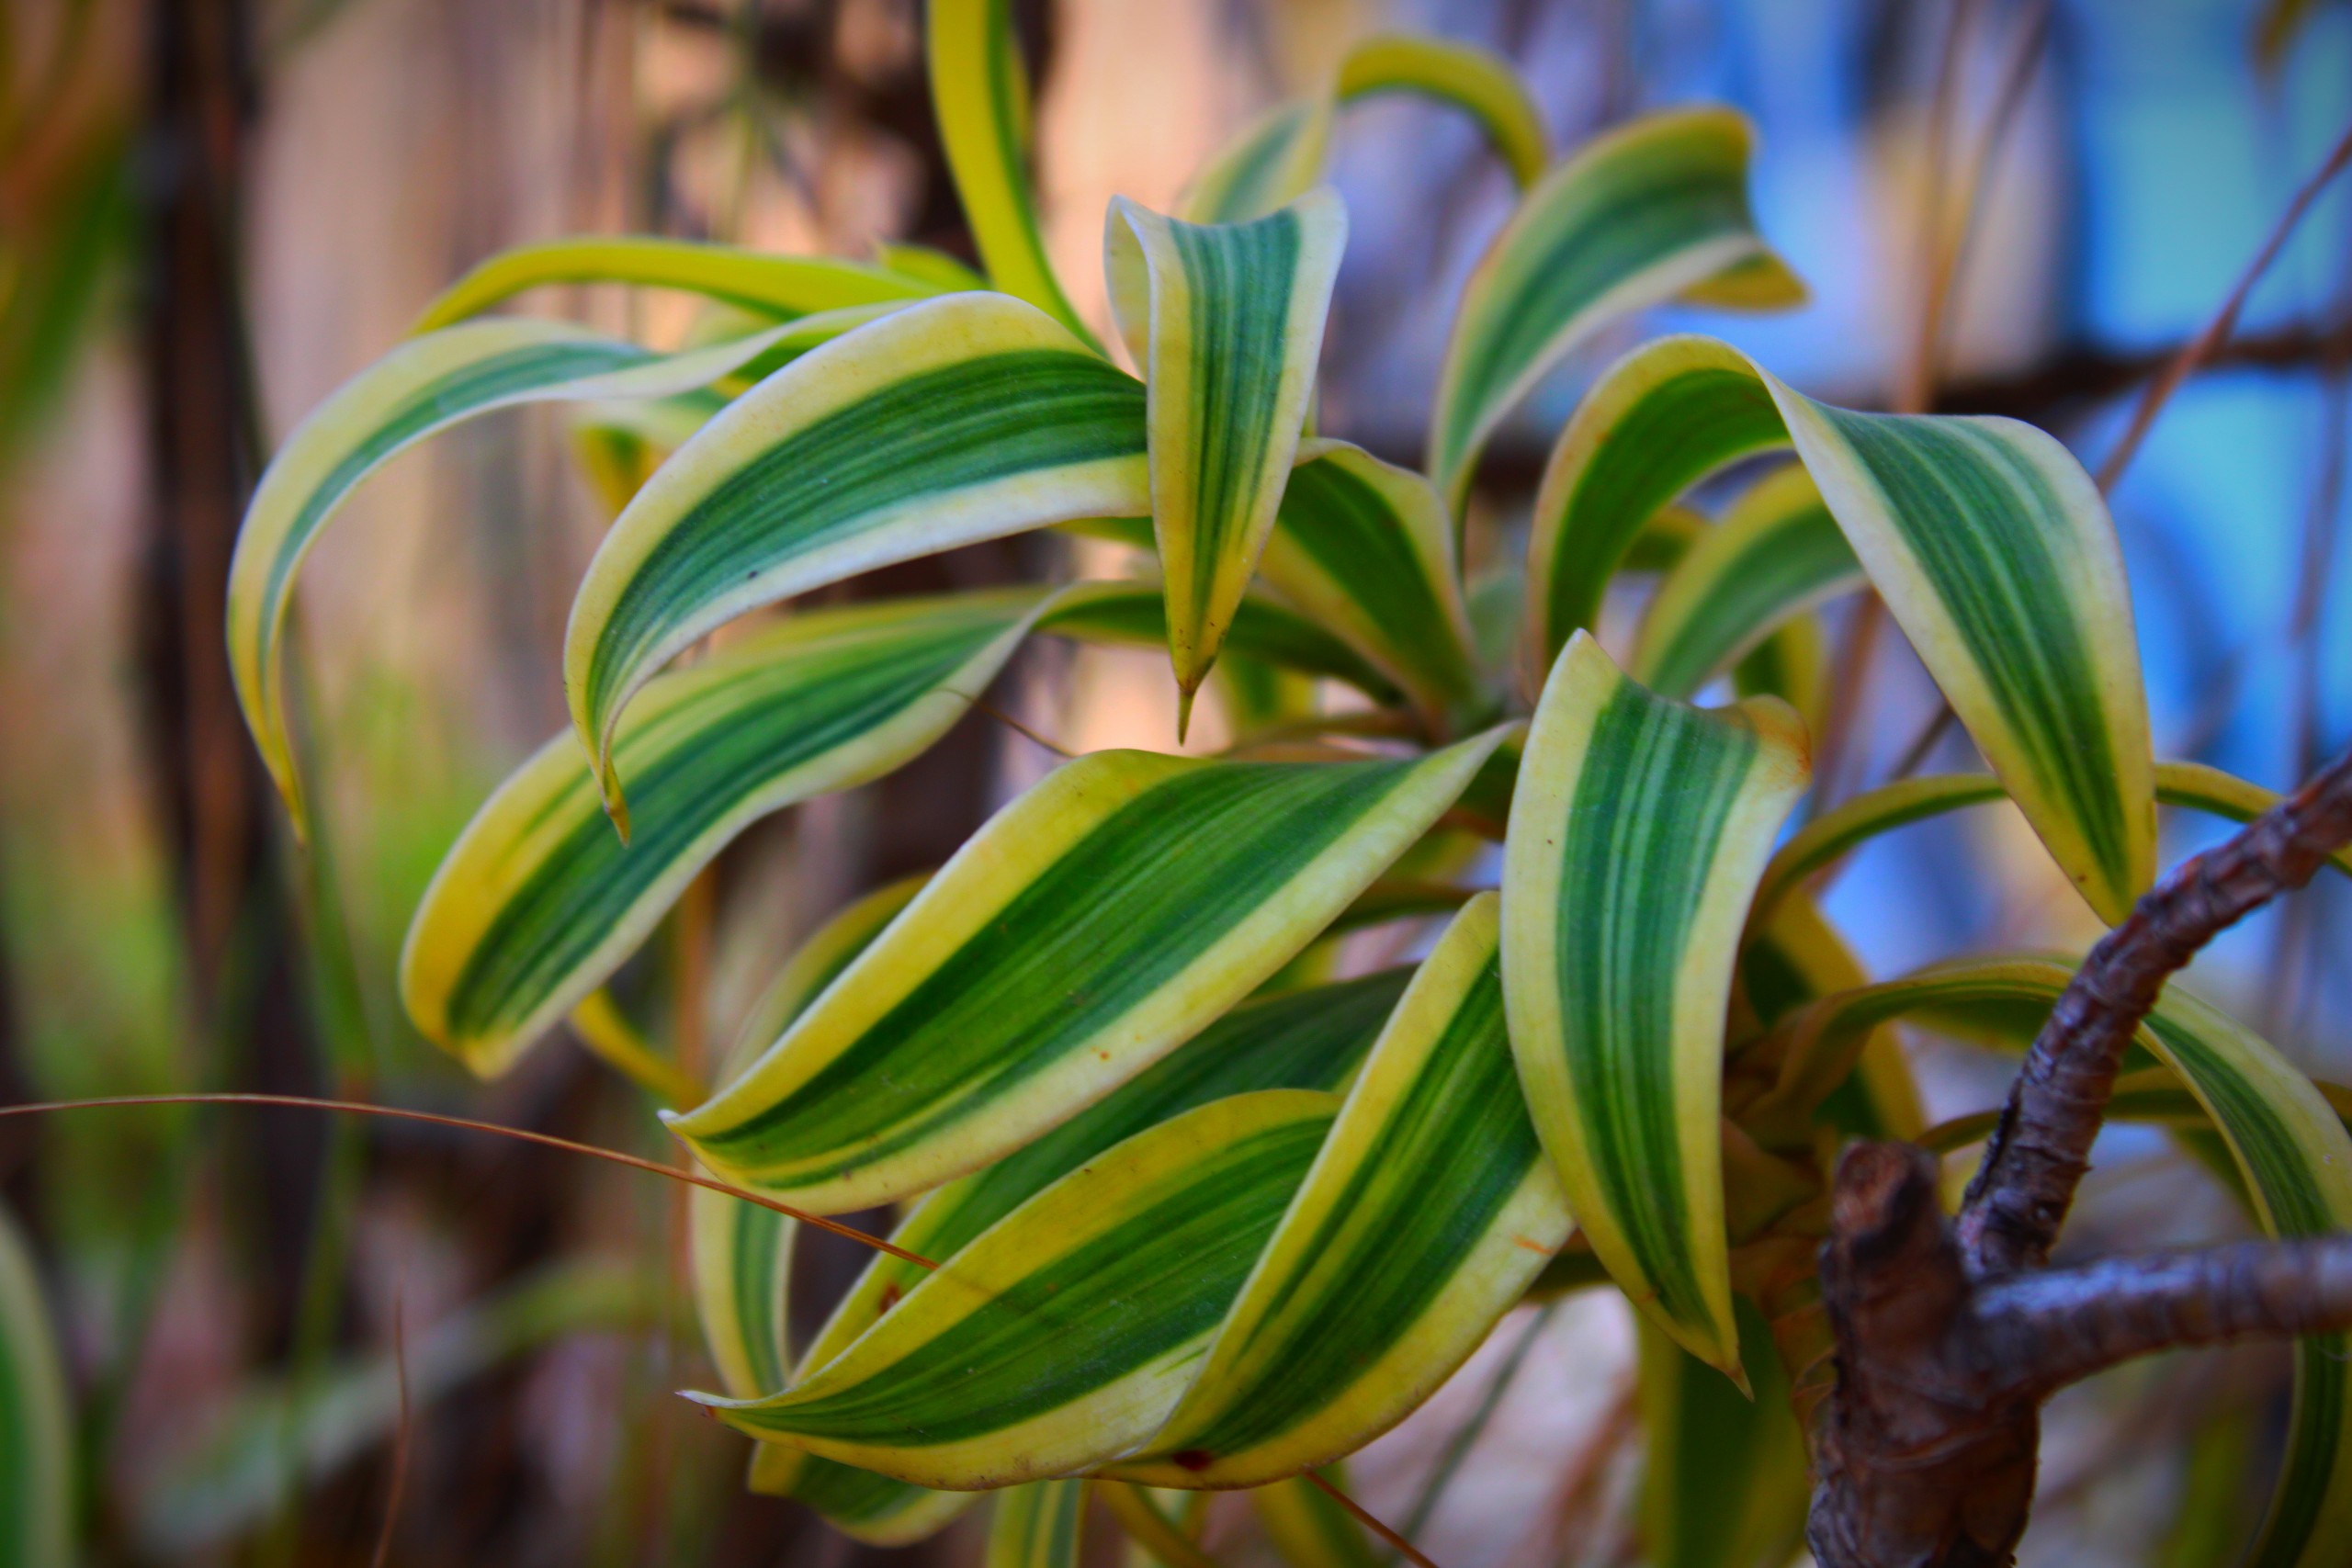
[697, 1090, 1343, 1487]
[413, 236, 941, 332]
[1748, 958, 2352, 1568]
[989, 1481, 1087, 1568]
[226, 317, 808, 831]
[928, 0, 1095, 344]
[1036, 579, 1404, 708]
[1501, 633, 1809, 1375]
[563, 293, 1149, 816]
[1748, 760, 2352, 925]
[688, 1145, 795, 1403]
[688, 882, 922, 1417]
[1257, 440, 1477, 727]
[1334, 35, 1548, 188]
[1182, 101, 1337, 227]
[699, 898, 1568, 1489]
[1107, 894, 1572, 1487]
[1735, 894, 1925, 1144]
[0, 1204, 71, 1568]
[1427, 108, 1802, 502]
[1104, 191, 1348, 728]
[1637, 1299, 1807, 1568]
[1631, 464, 1861, 701]
[1182, 34, 1544, 226]
[748, 968, 1408, 1535]
[1525, 333, 2155, 924]
[403, 591, 1051, 1077]
[666, 730, 1505, 1210]
[725, 874, 930, 1072]
[698, 877, 973, 1544]
[786, 970, 1408, 1410]
[1253, 1468, 1378, 1568]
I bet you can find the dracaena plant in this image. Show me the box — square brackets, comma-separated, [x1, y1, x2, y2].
[101, 5, 2347, 1568]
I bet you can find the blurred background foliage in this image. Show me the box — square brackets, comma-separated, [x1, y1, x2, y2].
[0, 0, 2348, 1563]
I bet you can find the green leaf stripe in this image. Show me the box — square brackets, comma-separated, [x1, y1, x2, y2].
[1182, 101, 1333, 225]
[1106, 190, 1346, 719]
[564, 295, 1149, 814]
[1502, 633, 1808, 1375]
[741, 969, 1407, 1535]
[1631, 464, 1860, 700]
[689, 1168, 796, 1401]
[667, 732, 1504, 1211]
[927, 0, 1096, 345]
[411, 235, 942, 332]
[226, 316, 808, 832]
[1523, 333, 2154, 923]
[1035, 579, 1404, 706]
[1258, 440, 1477, 724]
[723, 874, 930, 1077]
[1748, 760, 2352, 924]
[988, 1481, 1086, 1568]
[1111, 895, 1572, 1487]
[1526, 345, 1788, 658]
[1747, 958, 2352, 1568]
[808, 970, 1409, 1360]
[695, 899, 1567, 1491]
[402, 591, 1051, 1076]
[1334, 35, 1548, 188]
[1181, 35, 1544, 225]
[1428, 107, 1801, 502]
[0, 1203, 71, 1568]
[699, 1092, 1342, 1487]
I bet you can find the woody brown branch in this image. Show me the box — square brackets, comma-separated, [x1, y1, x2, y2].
[1956, 740, 2352, 1277]
[1973, 1234, 2352, 1392]
[1807, 741, 2352, 1567]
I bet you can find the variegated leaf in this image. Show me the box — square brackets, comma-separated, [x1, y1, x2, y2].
[988, 1481, 1087, 1568]
[1182, 34, 1544, 225]
[1631, 464, 1861, 701]
[752, 970, 1407, 1533]
[1105, 190, 1347, 729]
[1108, 894, 1572, 1487]
[1501, 633, 1809, 1375]
[413, 236, 940, 332]
[667, 731, 1506, 1210]
[696, 1090, 1344, 1487]
[1253, 1468, 1379, 1568]
[226, 317, 815, 831]
[1428, 108, 1802, 502]
[1037, 579, 1404, 708]
[1748, 760, 2352, 925]
[688, 885, 925, 1413]
[403, 591, 1051, 1076]
[696, 897, 1566, 1489]
[1527, 333, 2155, 924]
[927, 0, 1096, 345]
[1334, 35, 1548, 187]
[564, 294, 1149, 818]
[1258, 440, 1477, 727]
[724, 874, 930, 1075]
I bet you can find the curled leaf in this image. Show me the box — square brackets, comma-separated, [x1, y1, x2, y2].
[1105, 190, 1347, 727]
[1501, 633, 1809, 1376]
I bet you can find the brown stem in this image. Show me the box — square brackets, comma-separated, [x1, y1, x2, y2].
[1806, 1145, 2352, 1566]
[1955, 741, 2352, 1277]
[1973, 1235, 2352, 1393]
